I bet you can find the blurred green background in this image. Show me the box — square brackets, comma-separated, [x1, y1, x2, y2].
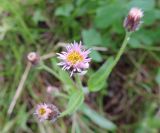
[0, 0, 160, 133]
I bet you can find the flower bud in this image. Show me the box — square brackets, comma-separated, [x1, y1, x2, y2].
[27, 52, 40, 65]
[124, 7, 143, 32]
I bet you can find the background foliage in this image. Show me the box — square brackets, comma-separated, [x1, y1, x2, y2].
[0, 0, 160, 133]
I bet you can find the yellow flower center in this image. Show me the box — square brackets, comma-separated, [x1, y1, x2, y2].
[67, 51, 83, 65]
[38, 108, 46, 116]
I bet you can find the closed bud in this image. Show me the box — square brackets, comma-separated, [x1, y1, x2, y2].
[27, 52, 40, 65]
[124, 7, 143, 32]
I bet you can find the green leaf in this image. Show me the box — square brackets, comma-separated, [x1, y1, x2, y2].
[55, 4, 74, 17]
[129, 30, 154, 48]
[32, 9, 46, 24]
[90, 50, 103, 62]
[88, 57, 114, 92]
[137, 32, 153, 46]
[155, 68, 160, 85]
[60, 90, 84, 116]
[82, 28, 102, 46]
[2, 119, 16, 133]
[129, 37, 141, 48]
[81, 104, 117, 131]
[143, 10, 157, 25]
[128, 0, 155, 11]
[51, 58, 75, 89]
[155, 9, 160, 19]
[112, 21, 124, 34]
[17, 105, 29, 131]
[147, 118, 160, 128]
[94, 4, 124, 29]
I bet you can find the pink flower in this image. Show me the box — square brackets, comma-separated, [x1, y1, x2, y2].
[129, 7, 143, 19]
[124, 7, 143, 32]
[34, 103, 60, 122]
[57, 41, 91, 76]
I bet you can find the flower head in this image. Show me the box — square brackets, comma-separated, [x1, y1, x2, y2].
[124, 7, 143, 32]
[27, 52, 40, 65]
[57, 41, 91, 76]
[34, 103, 60, 122]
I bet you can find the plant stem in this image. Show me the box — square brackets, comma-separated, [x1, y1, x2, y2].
[40, 62, 77, 90]
[54, 92, 69, 99]
[8, 62, 31, 115]
[75, 74, 83, 89]
[111, 32, 131, 71]
[41, 64, 60, 80]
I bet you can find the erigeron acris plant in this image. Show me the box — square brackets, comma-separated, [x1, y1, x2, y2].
[8, 7, 143, 129]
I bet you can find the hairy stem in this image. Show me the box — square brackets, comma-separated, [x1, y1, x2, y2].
[8, 62, 31, 115]
[75, 74, 83, 89]
[109, 32, 131, 73]
[41, 64, 60, 80]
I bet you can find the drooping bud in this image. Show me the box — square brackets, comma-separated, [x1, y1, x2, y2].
[124, 7, 143, 32]
[34, 103, 60, 122]
[27, 52, 40, 65]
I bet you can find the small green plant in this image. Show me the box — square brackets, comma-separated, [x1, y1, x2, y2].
[7, 7, 143, 132]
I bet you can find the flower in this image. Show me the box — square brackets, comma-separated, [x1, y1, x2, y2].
[27, 52, 40, 65]
[57, 41, 91, 76]
[124, 7, 143, 32]
[34, 103, 60, 122]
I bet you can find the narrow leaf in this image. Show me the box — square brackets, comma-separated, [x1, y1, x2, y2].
[55, 4, 74, 17]
[155, 68, 160, 85]
[81, 104, 117, 131]
[88, 57, 114, 91]
[60, 90, 84, 117]
[51, 58, 75, 88]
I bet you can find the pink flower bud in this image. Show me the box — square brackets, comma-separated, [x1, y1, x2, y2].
[27, 52, 40, 65]
[124, 7, 143, 32]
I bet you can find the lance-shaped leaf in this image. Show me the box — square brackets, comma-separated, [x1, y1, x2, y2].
[60, 90, 84, 117]
[88, 57, 114, 92]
